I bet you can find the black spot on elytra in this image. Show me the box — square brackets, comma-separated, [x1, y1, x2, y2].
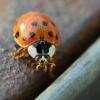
[30, 32, 35, 38]
[23, 36, 27, 41]
[48, 31, 53, 37]
[43, 21, 48, 26]
[15, 32, 19, 38]
[31, 22, 37, 26]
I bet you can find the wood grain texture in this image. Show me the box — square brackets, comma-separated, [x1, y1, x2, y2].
[0, 0, 100, 99]
[36, 37, 100, 100]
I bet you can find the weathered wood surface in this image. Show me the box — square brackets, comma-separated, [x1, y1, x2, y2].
[0, 0, 100, 100]
[36, 37, 100, 100]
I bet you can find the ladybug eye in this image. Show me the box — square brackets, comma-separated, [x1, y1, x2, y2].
[15, 32, 19, 38]
[31, 22, 37, 26]
[43, 21, 48, 26]
[48, 31, 53, 37]
[30, 32, 35, 38]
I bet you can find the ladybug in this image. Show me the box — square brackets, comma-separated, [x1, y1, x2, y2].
[9, 12, 59, 72]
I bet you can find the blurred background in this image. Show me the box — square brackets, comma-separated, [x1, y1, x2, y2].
[0, 0, 100, 100]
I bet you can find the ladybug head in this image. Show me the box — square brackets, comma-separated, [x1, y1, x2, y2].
[28, 40, 56, 62]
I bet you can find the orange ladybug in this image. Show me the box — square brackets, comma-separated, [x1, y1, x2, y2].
[9, 12, 59, 72]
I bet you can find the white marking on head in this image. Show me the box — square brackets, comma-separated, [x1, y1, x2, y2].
[48, 45, 56, 57]
[28, 45, 38, 58]
[28, 44, 56, 62]
[39, 56, 47, 62]
[20, 23, 26, 33]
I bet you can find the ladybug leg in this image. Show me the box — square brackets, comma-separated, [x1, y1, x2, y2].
[35, 62, 41, 71]
[48, 57, 56, 77]
[35, 62, 48, 72]
[8, 47, 29, 59]
[48, 63, 56, 78]
[44, 62, 48, 72]
[49, 63, 56, 73]
[31, 61, 36, 67]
